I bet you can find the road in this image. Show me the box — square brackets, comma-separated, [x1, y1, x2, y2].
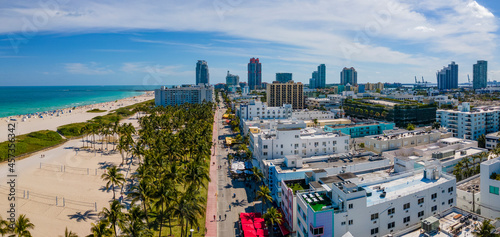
[214, 99, 262, 237]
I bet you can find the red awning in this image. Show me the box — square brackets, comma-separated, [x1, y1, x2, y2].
[277, 209, 291, 236]
[254, 221, 264, 229]
[242, 223, 255, 231]
[244, 228, 257, 237]
[257, 228, 269, 237]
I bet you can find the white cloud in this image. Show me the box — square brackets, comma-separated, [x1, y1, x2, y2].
[65, 62, 113, 75]
[0, 0, 498, 83]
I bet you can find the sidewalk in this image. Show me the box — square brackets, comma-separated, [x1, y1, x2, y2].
[205, 109, 219, 237]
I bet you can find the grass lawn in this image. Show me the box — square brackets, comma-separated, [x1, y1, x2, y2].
[153, 162, 209, 237]
[87, 108, 107, 113]
[57, 122, 87, 139]
[0, 130, 65, 161]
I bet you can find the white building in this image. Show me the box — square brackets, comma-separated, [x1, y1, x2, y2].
[486, 132, 500, 150]
[305, 97, 340, 109]
[364, 128, 451, 153]
[295, 161, 456, 237]
[154, 84, 214, 106]
[252, 127, 350, 163]
[437, 102, 500, 140]
[237, 101, 293, 121]
[292, 109, 337, 120]
[480, 156, 500, 219]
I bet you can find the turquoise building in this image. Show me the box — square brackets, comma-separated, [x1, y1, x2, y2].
[324, 122, 395, 138]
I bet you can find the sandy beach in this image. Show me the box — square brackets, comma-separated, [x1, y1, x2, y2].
[0, 116, 142, 236]
[0, 91, 154, 143]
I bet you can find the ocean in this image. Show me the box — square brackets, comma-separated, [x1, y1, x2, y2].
[0, 85, 161, 118]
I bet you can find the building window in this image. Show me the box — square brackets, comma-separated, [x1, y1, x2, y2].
[348, 220, 353, 225]
[371, 228, 379, 235]
[263, 145, 268, 149]
[371, 213, 379, 220]
[418, 211, 424, 217]
[418, 198, 424, 204]
[490, 186, 500, 195]
[341, 221, 346, 226]
[403, 203, 410, 210]
[448, 187, 454, 193]
[403, 216, 410, 223]
[431, 205, 437, 212]
[310, 226, 324, 236]
[388, 222, 395, 229]
[448, 198, 454, 204]
[348, 203, 353, 209]
[431, 193, 437, 199]
[388, 208, 395, 215]
[263, 152, 268, 156]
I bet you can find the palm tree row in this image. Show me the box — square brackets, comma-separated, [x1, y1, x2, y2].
[0, 214, 35, 237]
[88, 102, 215, 237]
[453, 151, 489, 181]
[80, 117, 136, 155]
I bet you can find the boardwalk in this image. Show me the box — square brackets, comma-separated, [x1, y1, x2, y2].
[205, 106, 219, 237]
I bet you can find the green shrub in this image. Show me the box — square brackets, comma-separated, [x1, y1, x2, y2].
[0, 130, 64, 161]
[57, 122, 87, 138]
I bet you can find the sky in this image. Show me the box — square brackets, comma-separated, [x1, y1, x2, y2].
[0, 0, 499, 86]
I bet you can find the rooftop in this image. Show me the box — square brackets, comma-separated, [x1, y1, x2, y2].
[298, 191, 337, 212]
[368, 129, 437, 141]
[457, 176, 480, 192]
[267, 152, 384, 174]
[358, 170, 454, 206]
[401, 208, 494, 237]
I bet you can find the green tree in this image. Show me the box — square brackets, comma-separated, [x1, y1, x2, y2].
[478, 134, 486, 148]
[406, 123, 415, 131]
[263, 207, 283, 237]
[256, 185, 273, 214]
[100, 200, 124, 237]
[60, 227, 78, 237]
[432, 122, 441, 130]
[251, 167, 264, 185]
[0, 215, 9, 236]
[87, 220, 112, 237]
[101, 166, 125, 200]
[473, 219, 498, 237]
[10, 214, 35, 237]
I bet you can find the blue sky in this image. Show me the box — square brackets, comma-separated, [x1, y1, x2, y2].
[0, 0, 499, 86]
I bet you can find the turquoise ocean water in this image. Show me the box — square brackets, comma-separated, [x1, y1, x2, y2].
[0, 85, 160, 118]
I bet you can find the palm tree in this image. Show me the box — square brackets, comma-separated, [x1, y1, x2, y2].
[432, 122, 441, 130]
[10, 214, 35, 237]
[87, 220, 112, 237]
[60, 227, 78, 237]
[128, 179, 152, 227]
[473, 219, 497, 237]
[251, 167, 264, 185]
[100, 200, 124, 237]
[256, 185, 273, 213]
[101, 166, 125, 200]
[263, 207, 283, 237]
[0, 215, 9, 236]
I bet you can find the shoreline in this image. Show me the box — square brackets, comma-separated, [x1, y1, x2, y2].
[1, 91, 154, 120]
[0, 91, 154, 143]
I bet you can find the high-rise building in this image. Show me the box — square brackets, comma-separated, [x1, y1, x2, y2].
[436, 61, 458, 90]
[195, 60, 209, 85]
[248, 58, 262, 90]
[311, 71, 319, 88]
[267, 81, 304, 109]
[225, 71, 239, 86]
[473, 60, 487, 90]
[317, 64, 326, 88]
[155, 84, 214, 106]
[276, 73, 293, 83]
[309, 78, 316, 89]
[340, 67, 357, 86]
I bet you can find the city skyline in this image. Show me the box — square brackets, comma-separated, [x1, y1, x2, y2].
[1, 0, 500, 86]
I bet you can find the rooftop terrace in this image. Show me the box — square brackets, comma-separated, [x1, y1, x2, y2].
[362, 172, 451, 206]
[298, 191, 338, 212]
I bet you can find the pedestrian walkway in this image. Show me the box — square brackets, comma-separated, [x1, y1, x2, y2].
[205, 109, 219, 237]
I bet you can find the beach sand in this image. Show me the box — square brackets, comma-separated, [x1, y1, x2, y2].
[0, 116, 142, 236]
[0, 91, 154, 143]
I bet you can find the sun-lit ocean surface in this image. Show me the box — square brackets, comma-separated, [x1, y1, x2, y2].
[0, 85, 162, 118]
